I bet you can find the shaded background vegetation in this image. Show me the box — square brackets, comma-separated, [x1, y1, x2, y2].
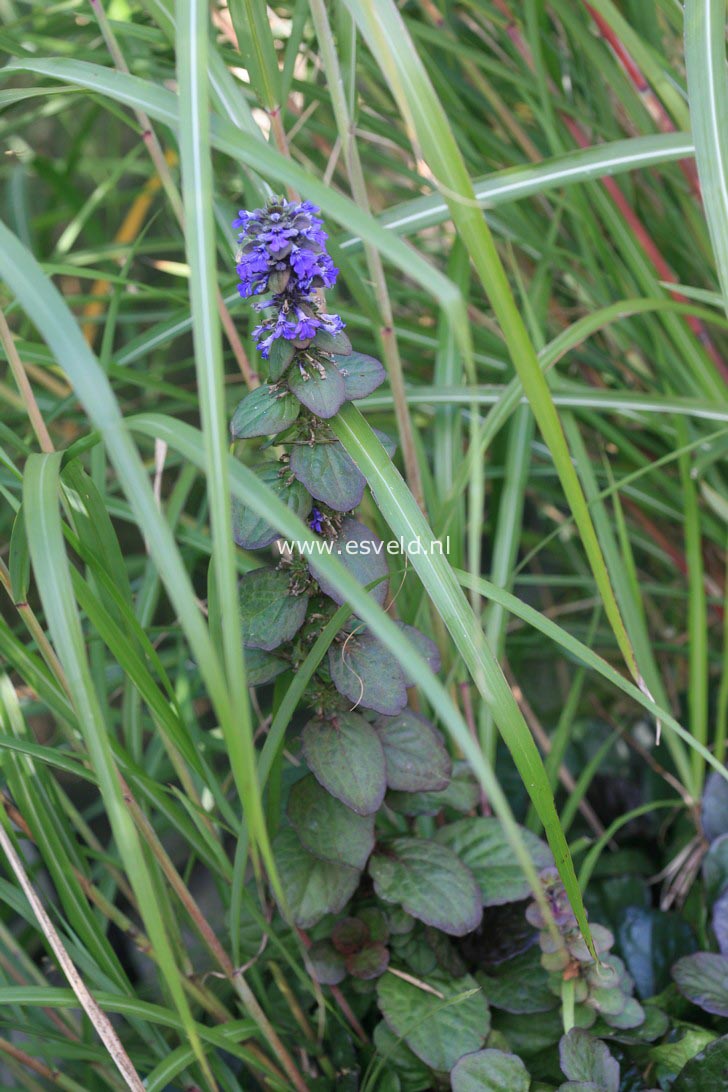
[0, 0, 727, 1088]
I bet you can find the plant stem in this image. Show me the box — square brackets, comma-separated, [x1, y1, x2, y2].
[0, 309, 53, 453]
[0, 814, 147, 1092]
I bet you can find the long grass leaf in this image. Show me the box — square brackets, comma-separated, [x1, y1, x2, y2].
[176, 0, 272, 878]
[452, 569, 728, 785]
[677, 418, 709, 787]
[685, 1, 728, 314]
[341, 134, 694, 246]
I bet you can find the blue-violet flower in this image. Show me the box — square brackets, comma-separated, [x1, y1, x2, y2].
[234, 199, 339, 297]
[233, 198, 344, 359]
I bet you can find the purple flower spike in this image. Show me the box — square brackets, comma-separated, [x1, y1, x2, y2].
[233, 197, 345, 360]
[234, 199, 338, 296]
[251, 292, 345, 358]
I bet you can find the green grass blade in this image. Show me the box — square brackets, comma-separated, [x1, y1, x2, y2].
[678, 418, 709, 787]
[0, 733, 94, 782]
[560, 733, 618, 836]
[578, 801, 680, 890]
[481, 404, 533, 765]
[581, 0, 691, 125]
[561, 414, 692, 789]
[453, 567, 728, 786]
[0, 985, 261, 1065]
[175, 0, 272, 879]
[685, 0, 728, 313]
[341, 134, 694, 246]
[363, 386, 728, 425]
[228, 0, 281, 111]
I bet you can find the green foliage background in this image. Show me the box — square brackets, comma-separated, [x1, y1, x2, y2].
[0, 0, 727, 1088]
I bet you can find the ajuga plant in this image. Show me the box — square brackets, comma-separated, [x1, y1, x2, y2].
[230, 196, 433, 719]
[228, 198, 653, 1087]
[527, 869, 645, 1033]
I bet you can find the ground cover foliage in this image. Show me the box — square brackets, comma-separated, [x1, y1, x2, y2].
[0, 0, 727, 1089]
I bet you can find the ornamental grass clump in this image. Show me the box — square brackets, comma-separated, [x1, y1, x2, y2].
[4, 1, 727, 1084]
